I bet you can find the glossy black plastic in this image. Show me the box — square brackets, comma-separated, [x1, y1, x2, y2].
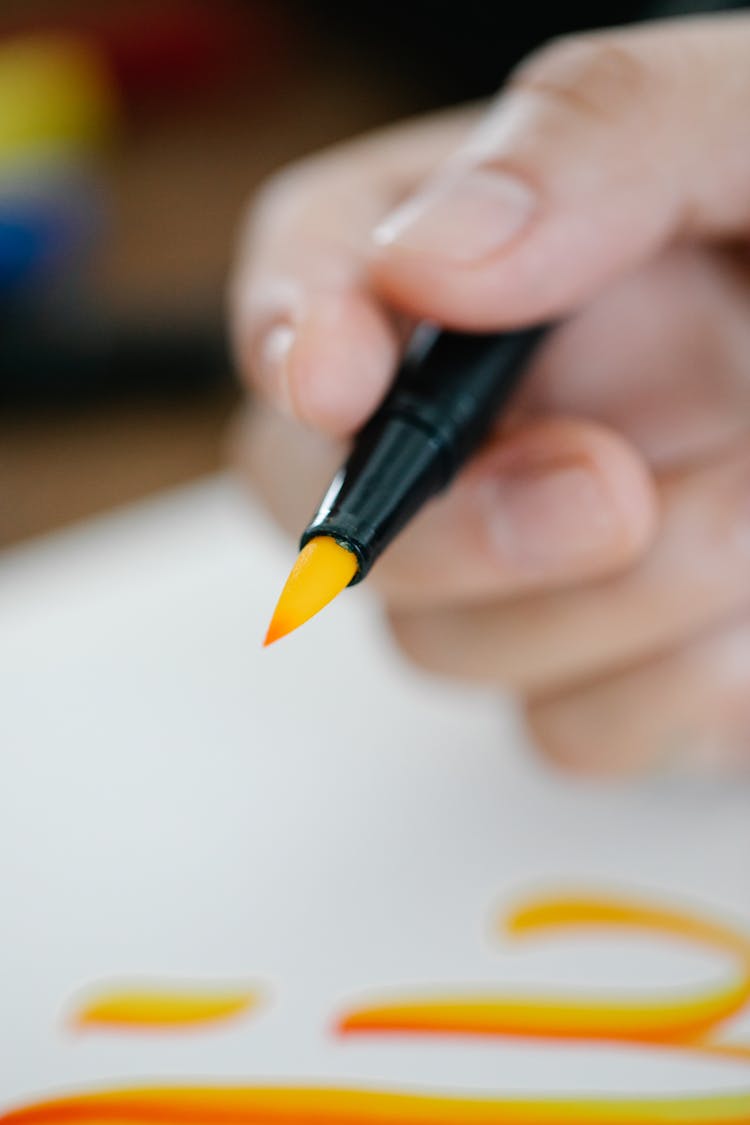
[301, 325, 548, 582]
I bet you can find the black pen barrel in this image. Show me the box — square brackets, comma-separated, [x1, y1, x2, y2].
[300, 326, 548, 582]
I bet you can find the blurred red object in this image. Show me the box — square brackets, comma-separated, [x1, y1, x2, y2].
[0, 1, 288, 107]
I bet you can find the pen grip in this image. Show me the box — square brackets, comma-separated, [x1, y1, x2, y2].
[383, 326, 547, 475]
[301, 324, 549, 580]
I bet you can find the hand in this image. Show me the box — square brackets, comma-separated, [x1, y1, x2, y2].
[231, 14, 750, 778]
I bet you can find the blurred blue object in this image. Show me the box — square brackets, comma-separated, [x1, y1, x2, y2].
[0, 176, 103, 293]
[0, 210, 48, 290]
[0, 31, 114, 302]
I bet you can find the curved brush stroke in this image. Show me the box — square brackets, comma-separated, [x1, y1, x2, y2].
[338, 892, 750, 1048]
[338, 986, 749, 1043]
[72, 984, 262, 1032]
[505, 895, 750, 958]
[2, 1085, 750, 1125]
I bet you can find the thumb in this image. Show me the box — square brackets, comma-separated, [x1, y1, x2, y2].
[370, 15, 750, 328]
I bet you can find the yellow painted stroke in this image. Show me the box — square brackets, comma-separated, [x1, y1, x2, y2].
[505, 894, 750, 959]
[2, 1085, 750, 1125]
[73, 984, 262, 1032]
[339, 893, 750, 1046]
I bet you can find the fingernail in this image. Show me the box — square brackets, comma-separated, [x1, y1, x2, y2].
[253, 323, 296, 414]
[372, 168, 536, 265]
[483, 458, 616, 570]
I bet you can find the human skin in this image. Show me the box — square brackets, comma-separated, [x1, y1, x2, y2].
[230, 15, 750, 778]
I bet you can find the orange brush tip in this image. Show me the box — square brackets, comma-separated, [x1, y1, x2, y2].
[264, 537, 359, 646]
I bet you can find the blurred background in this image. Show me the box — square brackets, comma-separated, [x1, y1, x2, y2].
[2, 0, 745, 547]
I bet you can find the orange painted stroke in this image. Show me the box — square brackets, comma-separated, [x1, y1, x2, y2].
[3, 1085, 750, 1125]
[72, 985, 262, 1032]
[338, 985, 749, 1043]
[339, 893, 750, 1049]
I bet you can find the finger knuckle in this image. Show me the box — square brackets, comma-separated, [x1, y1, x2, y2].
[511, 33, 655, 127]
[252, 158, 322, 224]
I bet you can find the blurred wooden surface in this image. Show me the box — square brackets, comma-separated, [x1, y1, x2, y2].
[1, 33, 411, 547]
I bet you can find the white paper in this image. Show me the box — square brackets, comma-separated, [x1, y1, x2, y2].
[0, 476, 748, 1118]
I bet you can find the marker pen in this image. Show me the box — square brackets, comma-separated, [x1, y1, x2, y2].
[265, 324, 548, 644]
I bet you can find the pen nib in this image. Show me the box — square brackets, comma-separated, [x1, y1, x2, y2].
[264, 537, 359, 646]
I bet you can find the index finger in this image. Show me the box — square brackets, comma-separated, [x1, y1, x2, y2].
[229, 107, 479, 436]
[371, 15, 750, 327]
